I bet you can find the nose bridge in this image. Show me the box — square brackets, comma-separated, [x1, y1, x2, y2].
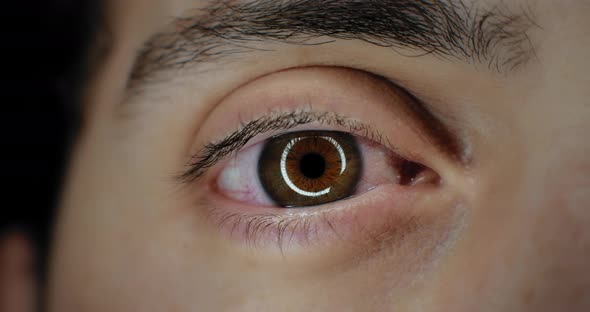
[476, 139, 590, 310]
[510, 166, 590, 310]
[519, 135, 590, 306]
[427, 119, 590, 310]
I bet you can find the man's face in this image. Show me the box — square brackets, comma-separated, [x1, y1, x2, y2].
[47, 0, 590, 311]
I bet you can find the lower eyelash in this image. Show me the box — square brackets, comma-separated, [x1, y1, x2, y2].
[206, 206, 338, 252]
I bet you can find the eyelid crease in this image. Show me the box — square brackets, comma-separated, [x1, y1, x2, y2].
[178, 110, 392, 183]
[391, 81, 469, 165]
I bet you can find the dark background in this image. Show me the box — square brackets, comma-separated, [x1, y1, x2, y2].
[2, 0, 102, 278]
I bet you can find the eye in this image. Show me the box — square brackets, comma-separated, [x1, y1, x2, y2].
[217, 129, 429, 208]
[183, 67, 455, 250]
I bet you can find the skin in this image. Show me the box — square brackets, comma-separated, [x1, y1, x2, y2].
[2, 0, 589, 311]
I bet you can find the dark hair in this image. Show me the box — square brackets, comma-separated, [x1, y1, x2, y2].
[2, 0, 107, 284]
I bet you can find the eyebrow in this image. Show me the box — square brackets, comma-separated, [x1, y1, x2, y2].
[129, 0, 539, 82]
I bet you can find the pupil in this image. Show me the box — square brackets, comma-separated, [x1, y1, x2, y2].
[299, 153, 326, 179]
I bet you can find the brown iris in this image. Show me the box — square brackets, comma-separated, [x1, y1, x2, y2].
[258, 131, 362, 207]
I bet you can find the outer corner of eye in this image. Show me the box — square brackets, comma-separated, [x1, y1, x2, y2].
[398, 160, 441, 187]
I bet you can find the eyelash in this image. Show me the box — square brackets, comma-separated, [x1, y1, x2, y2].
[206, 207, 336, 252]
[179, 110, 393, 182]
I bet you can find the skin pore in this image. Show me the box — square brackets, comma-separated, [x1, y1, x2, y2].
[6, 0, 587, 311]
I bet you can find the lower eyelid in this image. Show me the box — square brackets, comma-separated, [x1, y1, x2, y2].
[203, 182, 445, 256]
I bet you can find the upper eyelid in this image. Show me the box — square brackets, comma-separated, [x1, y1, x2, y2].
[178, 111, 389, 183]
[175, 66, 469, 185]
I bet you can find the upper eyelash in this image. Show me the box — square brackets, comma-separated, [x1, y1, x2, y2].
[178, 110, 392, 182]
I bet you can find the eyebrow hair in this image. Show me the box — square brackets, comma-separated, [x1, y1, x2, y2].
[129, 0, 538, 82]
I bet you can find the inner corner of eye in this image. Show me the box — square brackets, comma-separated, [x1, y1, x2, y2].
[398, 160, 440, 186]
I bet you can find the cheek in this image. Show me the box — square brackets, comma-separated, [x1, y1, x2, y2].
[526, 139, 590, 263]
